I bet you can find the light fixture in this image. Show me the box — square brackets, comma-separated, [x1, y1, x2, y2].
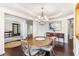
[35, 7, 48, 25]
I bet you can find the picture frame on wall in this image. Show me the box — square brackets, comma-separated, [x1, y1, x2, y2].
[49, 21, 62, 31]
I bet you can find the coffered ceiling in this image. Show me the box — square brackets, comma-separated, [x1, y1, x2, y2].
[0, 3, 75, 20]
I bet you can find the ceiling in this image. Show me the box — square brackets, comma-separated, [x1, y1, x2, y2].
[0, 3, 75, 20]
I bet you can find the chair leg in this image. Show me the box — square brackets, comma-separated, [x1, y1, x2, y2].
[52, 49, 55, 56]
[50, 51, 52, 56]
[49, 49, 55, 56]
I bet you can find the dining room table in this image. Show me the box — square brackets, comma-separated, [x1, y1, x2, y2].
[22, 37, 53, 47]
[5, 37, 55, 49]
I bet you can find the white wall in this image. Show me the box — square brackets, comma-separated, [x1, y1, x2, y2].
[0, 6, 28, 55]
[20, 20, 27, 39]
[33, 19, 69, 43]
[5, 14, 27, 39]
[5, 19, 21, 32]
[27, 21, 33, 34]
[33, 21, 49, 36]
[5, 20, 12, 32]
[0, 8, 5, 55]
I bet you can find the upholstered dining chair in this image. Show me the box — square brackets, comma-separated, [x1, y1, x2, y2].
[34, 36, 55, 56]
[34, 36, 46, 40]
[21, 39, 40, 56]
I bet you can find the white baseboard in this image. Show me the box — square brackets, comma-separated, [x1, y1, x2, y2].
[73, 48, 79, 56]
[0, 50, 5, 55]
[73, 49, 76, 56]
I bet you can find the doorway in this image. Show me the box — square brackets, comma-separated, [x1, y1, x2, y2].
[12, 23, 20, 36]
[27, 20, 33, 39]
[68, 18, 73, 51]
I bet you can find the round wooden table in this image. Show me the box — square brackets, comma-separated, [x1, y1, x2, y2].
[5, 40, 21, 48]
[5, 38, 54, 48]
[23, 39, 53, 47]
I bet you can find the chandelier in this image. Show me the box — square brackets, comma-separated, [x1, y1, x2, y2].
[35, 7, 49, 25]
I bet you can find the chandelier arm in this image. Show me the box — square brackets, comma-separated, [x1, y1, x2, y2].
[41, 7, 44, 17]
[35, 7, 49, 25]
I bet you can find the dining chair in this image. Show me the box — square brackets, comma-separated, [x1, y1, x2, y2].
[33, 36, 46, 51]
[34, 36, 46, 40]
[21, 39, 40, 56]
[34, 36, 55, 56]
[40, 39, 55, 56]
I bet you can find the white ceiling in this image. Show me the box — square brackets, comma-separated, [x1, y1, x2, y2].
[0, 3, 75, 20]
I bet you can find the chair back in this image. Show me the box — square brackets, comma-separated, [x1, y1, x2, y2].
[34, 36, 46, 40]
[20, 38, 31, 55]
[50, 37, 56, 46]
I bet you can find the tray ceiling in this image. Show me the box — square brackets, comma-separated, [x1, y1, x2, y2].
[0, 3, 75, 20]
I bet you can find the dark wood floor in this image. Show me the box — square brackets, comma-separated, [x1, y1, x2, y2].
[3, 39, 74, 56]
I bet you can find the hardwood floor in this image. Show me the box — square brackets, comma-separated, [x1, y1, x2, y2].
[2, 39, 74, 56]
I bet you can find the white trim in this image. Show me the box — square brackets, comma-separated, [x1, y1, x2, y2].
[0, 49, 5, 55]
[0, 7, 32, 20]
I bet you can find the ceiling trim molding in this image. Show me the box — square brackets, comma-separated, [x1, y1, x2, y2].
[49, 14, 73, 21]
[0, 6, 33, 20]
